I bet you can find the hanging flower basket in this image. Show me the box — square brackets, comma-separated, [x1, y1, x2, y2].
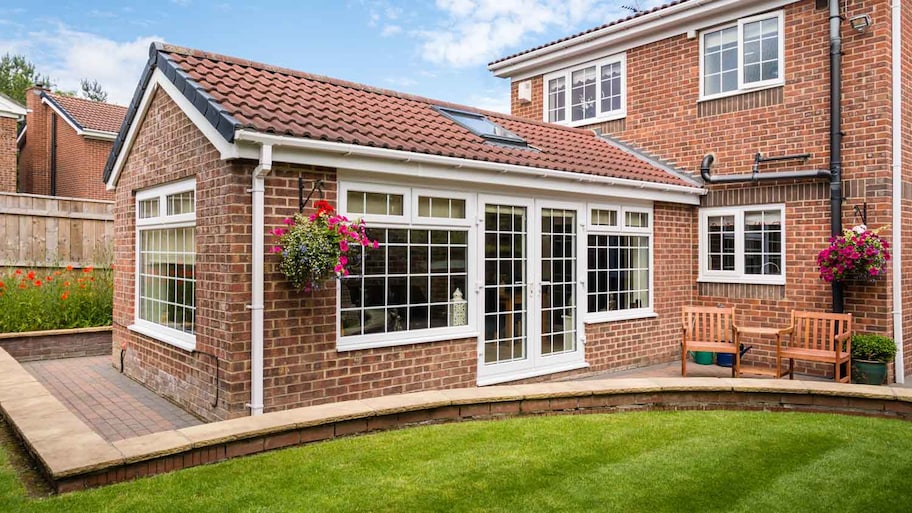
[816, 224, 891, 283]
[271, 200, 378, 292]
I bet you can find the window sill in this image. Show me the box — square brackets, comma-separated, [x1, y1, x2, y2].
[337, 329, 479, 352]
[557, 112, 626, 129]
[477, 361, 589, 386]
[697, 275, 786, 286]
[698, 82, 784, 103]
[585, 310, 657, 324]
[128, 322, 196, 352]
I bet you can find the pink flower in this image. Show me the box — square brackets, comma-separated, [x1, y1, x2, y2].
[372, 240, 380, 249]
[283, 217, 294, 225]
[339, 240, 349, 252]
[270, 245, 283, 253]
[339, 255, 348, 265]
[271, 227, 286, 237]
[334, 264, 344, 273]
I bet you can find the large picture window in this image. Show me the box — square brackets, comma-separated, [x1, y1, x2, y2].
[338, 183, 475, 350]
[543, 55, 625, 126]
[586, 206, 652, 322]
[700, 11, 784, 99]
[699, 205, 785, 284]
[132, 179, 196, 351]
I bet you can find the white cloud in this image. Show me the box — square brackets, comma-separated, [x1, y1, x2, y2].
[465, 92, 510, 114]
[384, 76, 418, 88]
[417, 0, 667, 68]
[381, 24, 402, 36]
[0, 25, 160, 105]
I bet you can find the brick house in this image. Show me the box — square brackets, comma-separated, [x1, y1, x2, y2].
[103, 43, 702, 421]
[104, 0, 909, 422]
[19, 88, 125, 200]
[489, 0, 910, 382]
[0, 93, 26, 193]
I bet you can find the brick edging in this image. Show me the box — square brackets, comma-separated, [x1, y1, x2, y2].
[26, 377, 912, 493]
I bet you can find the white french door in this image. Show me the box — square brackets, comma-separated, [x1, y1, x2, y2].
[477, 196, 585, 385]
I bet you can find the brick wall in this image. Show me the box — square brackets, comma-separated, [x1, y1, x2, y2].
[0, 116, 16, 193]
[508, 0, 896, 351]
[0, 328, 111, 362]
[18, 87, 114, 200]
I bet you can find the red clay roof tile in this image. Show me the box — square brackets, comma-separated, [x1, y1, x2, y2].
[159, 45, 697, 188]
[46, 93, 127, 134]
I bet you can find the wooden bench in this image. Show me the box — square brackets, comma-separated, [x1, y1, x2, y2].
[778, 310, 852, 383]
[682, 306, 739, 378]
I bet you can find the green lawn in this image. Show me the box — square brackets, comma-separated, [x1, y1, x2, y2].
[2, 411, 912, 512]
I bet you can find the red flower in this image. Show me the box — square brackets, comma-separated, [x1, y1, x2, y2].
[14, 269, 22, 275]
[314, 200, 335, 215]
[0, 281, 4, 288]
[66, 265, 73, 271]
[83, 266, 94, 273]
[33, 280, 42, 287]
[18, 282, 26, 289]
[27, 271, 35, 280]
[61, 292, 69, 300]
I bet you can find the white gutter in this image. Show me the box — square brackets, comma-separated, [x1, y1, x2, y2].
[248, 143, 272, 415]
[233, 130, 706, 197]
[892, 0, 904, 384]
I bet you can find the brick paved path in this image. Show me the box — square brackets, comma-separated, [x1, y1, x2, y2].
[23, 356, 202, 442]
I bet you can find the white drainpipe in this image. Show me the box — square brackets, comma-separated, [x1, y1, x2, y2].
[249, 143, 272, 415]
[892, 0, 904, 384]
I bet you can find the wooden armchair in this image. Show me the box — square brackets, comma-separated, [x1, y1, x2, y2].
[681, 306, 739, 378]
[777, 311, 852, 383]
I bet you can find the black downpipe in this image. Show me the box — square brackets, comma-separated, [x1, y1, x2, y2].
[830, 0, 844, 314]
[50, 113, 57, 196]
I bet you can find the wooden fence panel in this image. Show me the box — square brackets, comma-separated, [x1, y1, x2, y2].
[0, 192, 114, 268]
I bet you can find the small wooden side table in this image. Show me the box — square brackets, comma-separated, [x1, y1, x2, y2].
[734, 326, 787, 378]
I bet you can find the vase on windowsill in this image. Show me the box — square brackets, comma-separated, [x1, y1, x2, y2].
[271, 200, 379, 292]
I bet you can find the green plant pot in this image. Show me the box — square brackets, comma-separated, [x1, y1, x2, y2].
[852, 359, 887, 385]
[692, 351, 713, 365]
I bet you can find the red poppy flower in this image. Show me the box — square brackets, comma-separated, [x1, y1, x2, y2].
[34, 280, 42, 287]
[66, 265, 73, 271]
[27, 271, 35, 280]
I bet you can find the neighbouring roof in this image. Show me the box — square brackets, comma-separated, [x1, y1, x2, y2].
[42, 92, 127, 134]
[104, 43, 701, 190]
[489, 1, 686, 66]
[0, 91, 26, 118]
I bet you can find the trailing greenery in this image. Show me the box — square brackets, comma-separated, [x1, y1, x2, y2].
[2, 411, 912, 512]
[0, 267, 112, 333]
[851, 333, 896, 362]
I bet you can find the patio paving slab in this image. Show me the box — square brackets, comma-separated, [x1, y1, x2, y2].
[22, 356, 202, 442]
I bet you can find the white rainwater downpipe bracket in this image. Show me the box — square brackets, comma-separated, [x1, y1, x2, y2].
[891, 0, 904, 383]
[248, 143, 273, 415]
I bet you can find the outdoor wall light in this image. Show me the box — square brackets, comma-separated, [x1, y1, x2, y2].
[849, 14, 872, 33]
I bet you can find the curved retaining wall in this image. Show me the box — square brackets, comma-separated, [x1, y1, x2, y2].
[1, 342, 911, 493]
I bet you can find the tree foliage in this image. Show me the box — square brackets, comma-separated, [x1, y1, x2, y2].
[80, 78, 108, 102]
[0, 53, 50, 105]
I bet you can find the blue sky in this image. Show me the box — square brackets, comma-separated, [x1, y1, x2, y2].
[0, 1, 665, 111]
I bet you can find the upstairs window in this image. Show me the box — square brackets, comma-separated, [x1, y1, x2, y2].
[700, 11, 784, 99]
[543, 55, 625, 126]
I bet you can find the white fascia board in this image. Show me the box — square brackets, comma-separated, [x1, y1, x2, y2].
[82, 129, 117, 141]
[489, 0, 796, 80]
[106, 68, 242, 189]
[235, 130, 704, 205]
[0, 96, 26, 118]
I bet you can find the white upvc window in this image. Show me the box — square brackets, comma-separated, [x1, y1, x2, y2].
[699, 11, 785, 100]
[337, 182, 476, 351]
[131, 179, 197, 351]
[698, 204, 785, 285]
[585, 204, 654, 323]
[543, 54, 626, 127]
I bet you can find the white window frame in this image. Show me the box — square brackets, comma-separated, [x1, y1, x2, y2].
[698, 204, 786, 285]
[584, 203, 655, 324]
[130, 178, 197, 351]
[337, 182, 477, 351]
[698, 10, 785, 101]
[542, 54, 626, 127]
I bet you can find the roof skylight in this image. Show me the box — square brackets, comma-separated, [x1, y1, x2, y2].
[436, 107, 527, 147]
